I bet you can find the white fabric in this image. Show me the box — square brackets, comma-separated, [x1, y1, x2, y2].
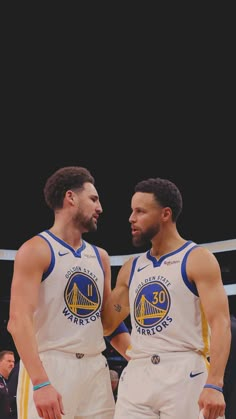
[17, 351, 115, 419]
[127, 241, 210, 358]
[35, 231, 106, 354]
[114, 351, 208, 419]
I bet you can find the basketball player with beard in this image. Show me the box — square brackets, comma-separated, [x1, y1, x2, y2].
[8, 166, 130, 419]
[102, 177, 231, 419]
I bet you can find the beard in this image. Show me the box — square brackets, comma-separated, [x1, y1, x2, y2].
[132, 223, 160, 247]
[74, 211, 98, 233]
[84, 217, 97, 232]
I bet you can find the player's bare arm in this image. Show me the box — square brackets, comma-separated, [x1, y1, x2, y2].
[99, 248, 131, 359]
[102, 258, 132, 336]
[8, 236, 65, 417]
[8, 237, 52, 382]
[187, 246, 231, 418]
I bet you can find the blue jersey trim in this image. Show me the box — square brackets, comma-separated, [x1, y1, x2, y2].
[44, 230, 85, 257]
[181, 245, 199, 296]
[92, 244, 105, 275]
[37, 233, 55, 282]
[128, 257, 139, 288]
[147, 240, 194, 267]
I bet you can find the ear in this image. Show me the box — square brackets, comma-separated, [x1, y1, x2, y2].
[65, 190, 75, 205]
[162, 207, 172, 221]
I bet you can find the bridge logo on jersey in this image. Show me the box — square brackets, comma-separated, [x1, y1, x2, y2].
[64, 272, 101, 318]
[134, 281, 170, 328]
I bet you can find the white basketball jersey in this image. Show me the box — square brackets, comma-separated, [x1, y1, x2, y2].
[34, 230, 106, 354]
[126, 241, 210, 358]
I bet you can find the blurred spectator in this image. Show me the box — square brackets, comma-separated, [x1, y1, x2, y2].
[0, 350, 15, 419]
[8, 360, 19, 419]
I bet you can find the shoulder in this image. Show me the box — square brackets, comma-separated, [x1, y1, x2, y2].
[187, 245, 219, 266]
[116, 256, 136, 286]
[95, 246, 109, 261]
[15, 235, 52, 268]
[17, 234, 51, 255]
[122, 256, 136, 270]
[186, 245, 221, 283]
[93, 246, 110, 272]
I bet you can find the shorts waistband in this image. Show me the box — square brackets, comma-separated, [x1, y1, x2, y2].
[130, 350, 204, 364]
[40, 350, 101, 359]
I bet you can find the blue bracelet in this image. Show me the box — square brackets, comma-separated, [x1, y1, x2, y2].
[203, 384, 223, 393]
[33, 381, 51, 391]
[106, 322, 129, 342]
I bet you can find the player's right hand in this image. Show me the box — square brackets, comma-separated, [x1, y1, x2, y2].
[33, 385, 65, 418]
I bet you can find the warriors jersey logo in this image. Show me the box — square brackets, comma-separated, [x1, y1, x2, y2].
[64, 272, 101, 317]
[134, 281, 170, 327]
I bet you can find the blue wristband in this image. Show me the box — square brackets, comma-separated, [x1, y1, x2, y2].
[106, 322, 129, 342]
[203, 384, 223, 393]
[33, 381, 51, 391]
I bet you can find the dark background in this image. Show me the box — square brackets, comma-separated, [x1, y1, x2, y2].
[1, 148, 236, 341]
[1, 145, 236, 253]
[1, 9, 235, 393]
[1, 72, 236, 353]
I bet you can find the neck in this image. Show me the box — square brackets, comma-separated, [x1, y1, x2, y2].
[49, 225, 83, 250]
[151, 233, 186, 258]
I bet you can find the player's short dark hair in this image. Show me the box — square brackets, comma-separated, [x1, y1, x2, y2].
[134, 177, 183, 222]
[44, 166, 94, 210]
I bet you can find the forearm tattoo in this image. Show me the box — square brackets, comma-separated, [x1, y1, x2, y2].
[114, 304, 122, 312]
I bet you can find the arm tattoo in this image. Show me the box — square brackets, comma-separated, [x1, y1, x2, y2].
[114, 304, 122, 313]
